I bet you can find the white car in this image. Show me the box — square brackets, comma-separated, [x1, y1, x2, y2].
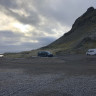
[86, 49, 96, 55]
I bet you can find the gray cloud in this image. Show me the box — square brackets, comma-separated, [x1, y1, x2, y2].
[32, 0, 96, 26]
[0, 0, 96, 26]
[0, 0, 96, 53]
[0, 30, 56, 53]
[0, 31, 23, 45]
[0, 31, 23, 38]
[37, 36, 56, 46]
[0, 6, 40, 26]
[0, 0, 17, 8]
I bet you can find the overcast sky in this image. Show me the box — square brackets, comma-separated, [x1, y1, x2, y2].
[0, 0, 96, 53]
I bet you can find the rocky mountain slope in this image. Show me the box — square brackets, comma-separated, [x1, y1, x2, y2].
[41, 7, 96, 55]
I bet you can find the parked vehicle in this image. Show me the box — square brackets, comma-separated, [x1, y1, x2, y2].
[86, 49, 96, 55]
[0, 55, 3, 58]
[38, 51, 53, 57]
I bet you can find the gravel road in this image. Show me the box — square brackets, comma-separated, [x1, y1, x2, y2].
[0, 55, 96, 96]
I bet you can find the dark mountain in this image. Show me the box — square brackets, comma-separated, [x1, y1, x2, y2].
[41, 7, 96, 54]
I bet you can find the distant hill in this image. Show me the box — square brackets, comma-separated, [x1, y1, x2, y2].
[4, 7, 96, 57]
[40, 7, 96, 55]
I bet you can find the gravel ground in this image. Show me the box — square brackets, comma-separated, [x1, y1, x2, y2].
[0, 55, 96, 96]
[0, 69, 96, 96]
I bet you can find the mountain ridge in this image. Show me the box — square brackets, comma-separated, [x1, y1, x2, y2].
[40, 7, 96, 55]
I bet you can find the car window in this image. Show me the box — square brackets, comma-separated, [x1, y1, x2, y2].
[89, 50, 94, 52]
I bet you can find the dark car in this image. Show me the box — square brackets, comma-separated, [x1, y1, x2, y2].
[38, 51, 53, 57]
